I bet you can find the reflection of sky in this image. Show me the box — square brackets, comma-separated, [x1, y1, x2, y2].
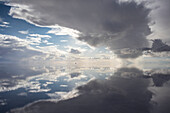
[0, 60, 170, 113]
[10, 65, 170, 113]
[0, 63, 114, 113]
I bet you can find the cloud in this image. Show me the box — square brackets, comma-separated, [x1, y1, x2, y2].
[0, 24, 9, 28]
[42, 40, 53, 45]
[147, 0, 170, 41]
[151, 39, 170, 52]
[0, 34, 44, 62]
[2, 21, 9, 25]
[5, 0, 151, 51]
[18, 30, 29, 34]
[140, 39, 170, 57]
[114, 48, 143, 58]
[64, 46, 87, 53]
[25, 34, 52, 45]
[29, 34, 51, 39]
[69, 48, 81, 54]
[26, 36, 42, 45]
[47, 25, 80, 37]
[146, 51, 170, 57]
[0, 17, 10, 27]
[36, 45, 66, 55]
[3, 0, 170, 59]
[60, 40, 68, 43]
[115, 39, 170, 58]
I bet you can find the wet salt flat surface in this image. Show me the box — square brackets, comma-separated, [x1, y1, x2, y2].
[0, 60, 170, 113]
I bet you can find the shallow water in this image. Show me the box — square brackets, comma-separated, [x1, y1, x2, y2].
[0, 60, 170, 113]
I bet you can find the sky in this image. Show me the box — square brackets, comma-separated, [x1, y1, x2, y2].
[0, 0, 170, 62]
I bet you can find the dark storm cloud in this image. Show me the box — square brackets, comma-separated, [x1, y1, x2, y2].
[10, 67, 153, 113]
[139, 39, 170, 57]
[151, 39, 170, 52]
[116, 39, 170, 58]
[69, 48, 81, 54]
[114, 48, 143, 58]
[6, 0, 151, 52]
[151, 74, 170, 87]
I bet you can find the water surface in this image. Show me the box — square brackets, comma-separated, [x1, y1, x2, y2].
[0, 60, 170, 113]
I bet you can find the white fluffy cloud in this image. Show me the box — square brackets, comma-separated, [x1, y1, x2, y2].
[47, 25, 80, 38]
[18, 30, 29, 34]
[60, 40, 68, 43]
[25, 34, 52, 45]
[0, 34, 70, 64]
[29, 34, 51, 39]
[0, 34, 44, 61]
[0, 24, 9, 28]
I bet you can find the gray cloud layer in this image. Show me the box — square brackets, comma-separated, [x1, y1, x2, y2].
[114, 48, 143, 58]
[7, 0, 151, 51]
[69, 48, 81, 54]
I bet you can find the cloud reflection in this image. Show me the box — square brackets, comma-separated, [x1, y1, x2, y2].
[0, 60, 170, 113]
[10, 67, 153, 113]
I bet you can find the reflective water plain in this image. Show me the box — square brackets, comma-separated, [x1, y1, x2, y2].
[0, 58, 170, 113]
